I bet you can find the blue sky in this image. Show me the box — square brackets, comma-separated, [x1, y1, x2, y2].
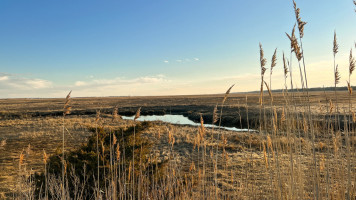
[0, 0, 355, 97]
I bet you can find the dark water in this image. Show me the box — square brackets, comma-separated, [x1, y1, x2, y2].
[122, 114, 250, 132]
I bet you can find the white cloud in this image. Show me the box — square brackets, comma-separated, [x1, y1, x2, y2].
[73, 75, 169, 88]
[163, 58, 199, 64]
[0, 76, 9, 81]
[25, 79, 52, 89]
[67, 75, 171, 97]
[75, 81, 88, 86]
[0, 73, 52, 90]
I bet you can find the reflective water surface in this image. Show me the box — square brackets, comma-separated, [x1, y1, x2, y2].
[122, 114, 251, 132]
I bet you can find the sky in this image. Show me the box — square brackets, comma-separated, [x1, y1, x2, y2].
[0, 0, 355, 98]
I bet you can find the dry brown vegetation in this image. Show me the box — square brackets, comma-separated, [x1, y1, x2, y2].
[1, 0, 356, 199]
[1, 89, 356, 199]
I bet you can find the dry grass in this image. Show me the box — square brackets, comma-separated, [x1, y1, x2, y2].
[1, 0, 356, 199]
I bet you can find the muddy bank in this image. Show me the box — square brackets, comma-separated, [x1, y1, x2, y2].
[0, 105, 259, 130]
[2, 104, 352, 131]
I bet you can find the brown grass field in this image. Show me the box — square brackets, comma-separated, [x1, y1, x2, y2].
[1, 90, 356, 199]
[1, 1, 355, 199]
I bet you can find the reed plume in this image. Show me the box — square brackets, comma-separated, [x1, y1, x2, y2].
[283, 52, 289, 79]
[349, 49, 355, 75]
[260, 43, 267, 75]
[333, 31, 339, 56]
[63, 90, 72, 116]
[286, 25, 302, 61]
[259, 43, 267, 105]
[293, 0, 307, 38]
[134, 107, 141, 121]
[222, 84, 234, 104]
[270, 48, 277, 75]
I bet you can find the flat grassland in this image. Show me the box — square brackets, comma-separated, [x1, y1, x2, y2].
[1, 90, 356, 199]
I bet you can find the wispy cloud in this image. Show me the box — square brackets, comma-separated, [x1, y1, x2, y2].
[0, 73, 173, 98]
[0, 73, 52, 90]
[69, 75, 171, 97]
[163, 57, 200, 64]
[74, 81, 88, 86]
[0, 76, 9, 81]
[74, 75, 168, 88]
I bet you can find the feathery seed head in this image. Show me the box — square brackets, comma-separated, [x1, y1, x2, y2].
[349, 49, 355, 75]
[63, 90, 72, 116]
[222, 84, 234, 104]
[333, 31, 338, 56]
[134, 107, 141, 121]
[270, 48, 277, 75]
[293, 0, 307, 38]
[259, 43, 267, 76]
[286, 25, 303, 61]
[283, 52, 289, 78]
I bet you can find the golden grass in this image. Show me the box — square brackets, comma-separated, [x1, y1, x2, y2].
[0, 0, 356, 199]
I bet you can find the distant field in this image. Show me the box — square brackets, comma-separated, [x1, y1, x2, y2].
[0, 90, 354, 126]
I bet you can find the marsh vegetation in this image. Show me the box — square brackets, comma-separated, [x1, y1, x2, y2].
[1, 0, 356, 199]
